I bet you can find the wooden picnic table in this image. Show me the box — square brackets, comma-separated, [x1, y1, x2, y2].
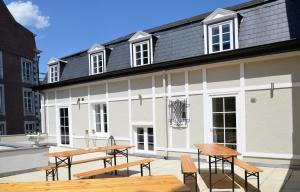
[0, 175, 190, 192]
[194, 144, 241, 192]
[48, 145, 134, 180]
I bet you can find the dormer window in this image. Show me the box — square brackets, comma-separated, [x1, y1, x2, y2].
[203, 8, 239, 54]
[48, 57, 66, 83]
[88, 44, 106, 75]
[49, 64, 59, 83]
[129, 31, 153, 67]
[209, 21, 233, 53]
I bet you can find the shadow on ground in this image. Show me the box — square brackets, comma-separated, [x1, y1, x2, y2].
[199, 168, 259, 192]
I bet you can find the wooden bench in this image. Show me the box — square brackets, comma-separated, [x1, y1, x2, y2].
[181, 155, 197, 192]
[36, 155, 113, 181]
[74, 159, 154, 179]
[226, 157, 263, 191]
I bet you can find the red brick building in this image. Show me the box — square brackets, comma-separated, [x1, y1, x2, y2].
[0, 0, 40, 135]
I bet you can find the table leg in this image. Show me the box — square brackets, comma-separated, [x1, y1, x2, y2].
[209, 156, 212, 192]
[197, 149, 200, 173]
[67, 157, 71, 180]
[55, 157, 59, 181]
[126, 148, 129, 176]
[215, 156, 217, 174]
[231, 156, 235, 192]
[114, 149, 117, 175]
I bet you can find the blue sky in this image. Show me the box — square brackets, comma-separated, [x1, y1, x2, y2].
[4, 0, 247, 74]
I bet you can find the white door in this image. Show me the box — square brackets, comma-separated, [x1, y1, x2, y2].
[59, 107, 70, 146]
[209, 95, 238, 150]
[135, 127, 154, 153]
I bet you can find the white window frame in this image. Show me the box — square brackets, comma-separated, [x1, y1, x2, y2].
[23, 88, 34, 115]
[21, 58, 33, 83]
[24, 121, 36, 134]
[134, 126, 155, 154]
[0, 84, 5, 115]
[208, 20, 234, 54]
[92, 103, 108, 137]
[90, 52, 105, 75]
[129, 31, 153, 68]
[132, 41, 151, 67]
[0, 121, 6, 135]
[48, 64, 59, 83]
[169, 97, 188, 128]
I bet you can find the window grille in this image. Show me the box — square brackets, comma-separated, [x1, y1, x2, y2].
[169, 98, 189, 127]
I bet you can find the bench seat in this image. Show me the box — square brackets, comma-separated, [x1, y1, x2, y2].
[225, 157, 262, 191]
[37, 155, 113, 181]
[74, 159, 154, 179]
[180, 155, 197, 192]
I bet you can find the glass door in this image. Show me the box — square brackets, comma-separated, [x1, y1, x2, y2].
[136, 127, 154, 153]
[59, 107, 70, 145]
[211, 96, 237, 149]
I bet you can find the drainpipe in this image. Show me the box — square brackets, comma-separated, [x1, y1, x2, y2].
[163, 71, 169, 160]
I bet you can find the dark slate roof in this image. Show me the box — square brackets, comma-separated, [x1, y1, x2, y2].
[41, 0, 300, 86]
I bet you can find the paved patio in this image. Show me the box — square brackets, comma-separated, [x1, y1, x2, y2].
[0, 148, 299, 192]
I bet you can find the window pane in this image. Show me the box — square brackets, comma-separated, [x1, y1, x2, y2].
[137, 135, 144, 142]
[225, 129, 236, 144]
[148, 144, 154, 151]
[213, 113, 224, 127]
[148, 135, 153, 143]
[212, 98, 223, 112]
[96, 123, 101, 132]
[222, 24, 230, 33]
[212, 27, 219, 35]
[225, 113, 236, 128]
[136, 45, 141, 52]
[142, 43, 148, 50]
[212, 35, 219, 44]
[225, 97, 236, 112]
[226, 144, 236, 150]
[212, 44, 220, 52]
[137, 128, 144, 134]
[143, 58, 148, 64]
[138, 143, 144, 150]
[147, 128, 153, 135]
[213, 129, 224, 143]
[136, 59, 141, 66]
[223, 33, 230, 42]
[223, 42, 231, 50]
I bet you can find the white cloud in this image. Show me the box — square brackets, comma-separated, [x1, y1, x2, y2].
[7, 1, 50, 29]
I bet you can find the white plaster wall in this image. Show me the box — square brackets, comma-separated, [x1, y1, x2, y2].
[245, 88, 293, 154]
[108, 100, 129, 138]
[71, 104, 89, 136]
[188, 69, 203, 91]
[245, 56, 300, 86]
[56, 89, 69, 104]
[171, 72, 185, 93]
[131, 76, 152, 97]
[90, 84, 106, 100]
[47, 106, 56, 136]
[108, 80, 128, 98]
[189, 94, 204, 147]
[131, 98, 153, 123]
[71, 87, 88, 103]
[207, 64, 240, 89]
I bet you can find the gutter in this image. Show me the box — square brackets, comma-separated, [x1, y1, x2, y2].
[34, 39, 300, 91]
